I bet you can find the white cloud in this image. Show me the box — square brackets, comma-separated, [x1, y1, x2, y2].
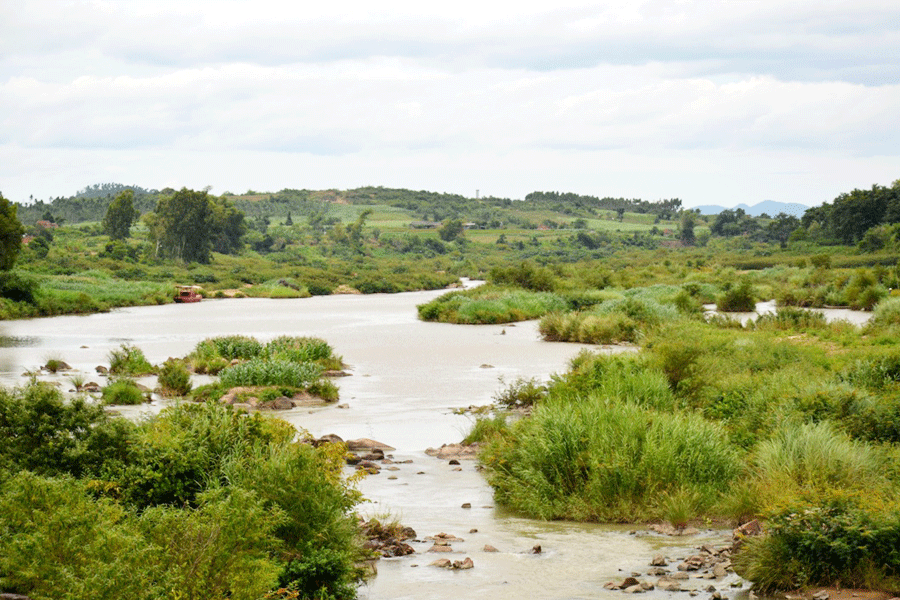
[1, 0, 898, 205]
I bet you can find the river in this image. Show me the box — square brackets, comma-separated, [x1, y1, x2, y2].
[1, 289, 762, 600]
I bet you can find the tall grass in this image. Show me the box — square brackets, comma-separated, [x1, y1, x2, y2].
[219, 359, 324, 389]
[480, 396, 740, 521]
[417, 285, 567, 324]
[751, 421, 887, 501]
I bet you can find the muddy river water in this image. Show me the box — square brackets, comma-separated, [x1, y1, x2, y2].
[0, 290, 864, 599]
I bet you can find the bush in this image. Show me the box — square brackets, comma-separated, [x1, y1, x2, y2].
[208, 335, 264, 360]
[0, 472, 158, 600]
[0, 379, 133, 478]
[493, 377, 548, 408]
[108, 344, 154, 376]
[734, 499, 900, 592]
[101, 378, 147, 405]
[753, 307, 827, 331]
[157, 358, 192, 396]
[716, 279, 756, 312]
[870, 296, 900, 328]
[417, 285, 567, 324]
[0, 271, 39, 304]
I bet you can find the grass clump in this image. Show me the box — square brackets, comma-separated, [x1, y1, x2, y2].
[157, 359, 192, 396]
[101, 378, 147, 405]
[264, 336, 343, 371]
[219, 359, 324, 389]
[480, 397, 740, 521]
[716, 278, 756, 312]
[108, 344, 154, 376]
[493, 377, 548, 409]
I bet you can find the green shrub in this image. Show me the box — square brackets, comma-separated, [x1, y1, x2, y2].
[734, 498, 900, 592]
[265, 336, 342, 369]
[716, 279, 756, 312]
[751, 421, 888, 504]
[220, 443, 364, 599]
[137, 488, 283, 600]
[493, 377, 548, 408]
[108, 344, 154, 376]
[0, 379, 133, 478]
[417, 285, 566, 324]
[209, 335, 264, 360]
[157, 359, 192, 396]
[463, 414, 509, 444]
[101, 378, 147, 405]
[0, 472, 158, 600]
[0, 271, 39, 304]
[549, 351, 678, 412]
[870, 296, 900, 328]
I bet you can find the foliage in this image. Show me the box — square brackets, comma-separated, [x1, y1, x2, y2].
[102, 189, 139, 240]
[716, 278, 756, 312]
[219, 358, 324, 389]
[0, 472, 159, 600]
[417, 285, 566, 324]
[157, 358, 192, 396]
[492, 377, 548, 408]
[0, 378, 133, 478]
[480, 396, 739, 521]
[0, 192, 25, 271]
[734, 498, 900, 592]
[108, 344, 154, 376]
[101, 378, 147, 406]
[0, 271, 39, 303]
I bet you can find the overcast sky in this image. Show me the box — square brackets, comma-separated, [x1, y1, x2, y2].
[1, 1, 898, 207]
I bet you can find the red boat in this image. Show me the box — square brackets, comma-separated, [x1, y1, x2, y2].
[174, 285, 202, 303]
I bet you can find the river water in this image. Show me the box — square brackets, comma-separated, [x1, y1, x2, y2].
[0, 289, 766, 600]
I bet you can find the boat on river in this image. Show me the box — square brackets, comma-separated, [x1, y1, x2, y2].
[173, 285, 202, 303]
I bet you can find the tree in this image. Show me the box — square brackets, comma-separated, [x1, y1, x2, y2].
[679, 212, 696, 245]
[154, 188, 215, 263]
[438, 218, 465, 242]
[0, 192, 25, 271]
[102, 189, 139, 240]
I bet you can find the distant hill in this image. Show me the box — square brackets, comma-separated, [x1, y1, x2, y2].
[693, 200, 811, 218]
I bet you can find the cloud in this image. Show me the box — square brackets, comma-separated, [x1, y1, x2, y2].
[1, 0, 898, 205]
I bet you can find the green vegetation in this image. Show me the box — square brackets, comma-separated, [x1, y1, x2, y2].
[0, 380, 365, 600]
[10, 177, 900, 594]
[187, 335, 343, 403]
[101, 378, 147, 405]
[156, 359, 192, 396]
[108, 344, 155, 376]
[417, 284, 566, 324]
[466, 286, 900, 592]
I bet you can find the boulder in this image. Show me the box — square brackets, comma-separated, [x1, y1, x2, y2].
[483, 545, 499, 552]
[346, 438, 396, 452]
[430, 559, 452, 568]
[425, 443, 479, 460]
[272, 396, 293, 410]
[453, 557, 474, 570]
[650, 554, 668, 566]
[313, 433, 344, 446]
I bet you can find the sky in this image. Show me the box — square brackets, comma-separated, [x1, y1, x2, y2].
[1, 1, 898, 208]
